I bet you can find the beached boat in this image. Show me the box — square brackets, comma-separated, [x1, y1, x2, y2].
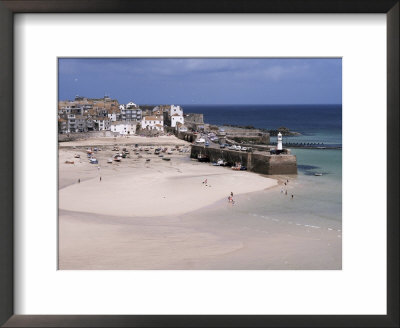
[112, 146, 119, 151]
[89, 158, 98, 164]
[159, 154, 164, 158]
[314, 173, 323, 176]
[196, 138, 206, 143]
[146, 159, 151, 162]
[107, 158, 113, 163]
[113, 155, 122, 162]
[167, 151, 172, 154]
[162, 157, 171, 161]
[65, 160, 74, 164]
[74, 154, 80, 158]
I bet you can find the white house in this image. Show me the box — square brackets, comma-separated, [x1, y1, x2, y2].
[141, 116, 164, 132]
[111, 121, 136, 135]
[126, 101, 138, 109]
[108, 112, 117, 122]
[171, 113, 184, 127]
[170, 105, 183, 116]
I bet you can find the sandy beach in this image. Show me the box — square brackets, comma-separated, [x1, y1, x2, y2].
[58, 136, 341, 270]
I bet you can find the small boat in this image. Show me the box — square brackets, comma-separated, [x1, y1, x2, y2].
[107, 158, 113, 163]
[65, 160, 74, 164]
[146, 159, 151, 162]
[167, 151, 172, 154]
[113, 155, 122, 162]
[159, 154, 164, 158]
[89, 158, 98, 164]
[314, 173, 323, 176]
[74, 154, 80, 158]
[135, 152, 139, 155]
[112, 146, 119, 151]
[162, 157, 171, 161]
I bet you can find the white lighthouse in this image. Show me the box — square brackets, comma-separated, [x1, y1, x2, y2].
[277, 132, 283, 153]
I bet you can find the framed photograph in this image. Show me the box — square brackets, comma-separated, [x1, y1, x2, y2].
[0, 1, 398, 327]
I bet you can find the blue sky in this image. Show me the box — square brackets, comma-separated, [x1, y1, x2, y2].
[58, 58, 342, 105]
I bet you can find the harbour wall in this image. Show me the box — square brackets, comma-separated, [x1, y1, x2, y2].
[190, 145, 297, 175]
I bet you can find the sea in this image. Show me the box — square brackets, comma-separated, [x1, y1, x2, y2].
[183, 104, 342, 243]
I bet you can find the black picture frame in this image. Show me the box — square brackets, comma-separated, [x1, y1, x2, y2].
[0, 1, 398, 327]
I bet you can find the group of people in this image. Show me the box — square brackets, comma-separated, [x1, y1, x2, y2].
[281, 179, 294, 199]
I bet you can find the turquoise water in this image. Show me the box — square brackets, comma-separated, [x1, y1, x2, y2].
[185, 104, 342, 232]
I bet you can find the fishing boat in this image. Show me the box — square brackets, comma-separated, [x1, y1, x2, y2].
[162, 157, 171, 161]
[113, 155, 122, 162]
[107, 158, 113, 163]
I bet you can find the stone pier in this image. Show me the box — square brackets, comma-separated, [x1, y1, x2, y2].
[190, 145, 297, 175]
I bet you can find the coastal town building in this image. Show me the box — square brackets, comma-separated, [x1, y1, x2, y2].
[58, 96, 187, 135]
[175, 122, 188, 133]
[93, 118, 111, 131]
[141, 116, 164, 131]
[120, 103, 142, 121]
[111, 121, 136, 135]
[171, 113, 184, 128]
[184, 113, 204, 131]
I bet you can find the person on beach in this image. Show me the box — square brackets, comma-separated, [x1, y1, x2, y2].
[100, 176, 102, 182]
[280, 187, 283, 193]
[78, 178, 80, 183]
[231, 192, 233, 197]
[285, 190, 288, 195]
[291, 194, 294, 199]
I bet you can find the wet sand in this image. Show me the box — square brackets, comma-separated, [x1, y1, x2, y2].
[58, 136, 341, 270]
